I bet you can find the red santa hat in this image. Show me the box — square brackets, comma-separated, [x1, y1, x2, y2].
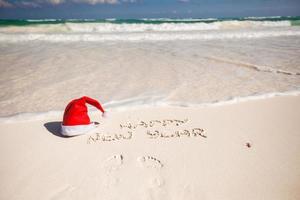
[61, 96, 105, 137]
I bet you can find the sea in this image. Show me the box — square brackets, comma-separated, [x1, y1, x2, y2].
[0, 16, 300, 119]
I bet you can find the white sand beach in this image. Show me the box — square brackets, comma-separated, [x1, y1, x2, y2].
[0, 95, 300, 200]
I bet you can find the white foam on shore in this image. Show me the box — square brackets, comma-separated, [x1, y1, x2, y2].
[164, 90, 300, 107]
[0, 90, 299, 123]
[1, 29, 300, 42]
[0, 20, 292, 34]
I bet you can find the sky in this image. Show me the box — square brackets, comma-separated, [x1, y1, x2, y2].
[0, 0, 300, 19]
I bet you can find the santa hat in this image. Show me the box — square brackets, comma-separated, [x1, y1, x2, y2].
[61, 96, 105, 137]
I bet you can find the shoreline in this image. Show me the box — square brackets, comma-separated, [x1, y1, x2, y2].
[1, 90, 299, 122]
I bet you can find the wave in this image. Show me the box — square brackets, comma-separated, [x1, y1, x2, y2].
[1, 90, 299, 123]
[0, 20, 294, 34]
[65, 20, 293, 33]
[26, 19, 59, 22]
[140, 18, 219, 22]
[244, 16, 283, 20]
[1, 16, 298, 24]
[1, 29, 300, 42]
[64, 22, 220, 32]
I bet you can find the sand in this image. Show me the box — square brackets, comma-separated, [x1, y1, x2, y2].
[0, 95, 300, 200]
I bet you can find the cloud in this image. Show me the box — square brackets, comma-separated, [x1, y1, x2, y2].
[0, 0, 13, 7]
[72, 0, 139, 5]
[48, 0, 65, 5]
[178, 0, 190, 2]
[72, 0, 120, 5]
[17, 1, 41, 7]
[122, 0, 138, 2]
[0, 0, 138, 8]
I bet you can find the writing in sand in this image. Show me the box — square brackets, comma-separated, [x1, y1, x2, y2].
[87, 119, 206, 144]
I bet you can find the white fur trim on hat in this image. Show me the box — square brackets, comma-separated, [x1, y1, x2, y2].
[61, 122, 97, 137]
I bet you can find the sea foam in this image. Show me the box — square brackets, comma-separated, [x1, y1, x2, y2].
[0, 18, 298, 42]
[1, 29, 300, 42]
[0, 20, 293, 33]
[0, 90, 299, 123]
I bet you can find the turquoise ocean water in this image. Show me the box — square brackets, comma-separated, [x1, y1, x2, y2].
[0, 16, 300, 26]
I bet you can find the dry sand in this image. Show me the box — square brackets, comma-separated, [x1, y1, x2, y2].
[0, 95, 300, 200]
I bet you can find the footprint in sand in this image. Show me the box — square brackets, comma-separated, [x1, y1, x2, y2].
[102, 154, 124, 187]
[137, 156, 168, 200]
[103, 154, 124, 171]
[137, 156, 164, 188]
[137, 156, 164, 169]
